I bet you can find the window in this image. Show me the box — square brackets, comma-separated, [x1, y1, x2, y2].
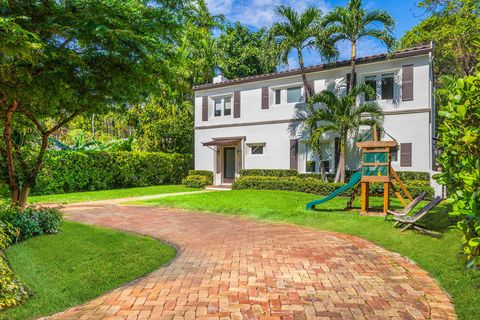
[250, 145, 264, 155]
[213, 96, 232, 117]
[214, 98, 222, 117]
[364, 75, 377, 101]
[275, 89, 281, 105]
[390, 146, 398, 162]
[224, 97, 231, 116]
[381, 73, 394, 100]
[287, 87, 302, 103]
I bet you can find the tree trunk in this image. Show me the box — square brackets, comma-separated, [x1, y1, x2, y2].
[297, 50, 311, 102]
[340, 133, 348, 183]
[350, 41, 357, 89]
[314, 144, 328, 182]
[3, 101, 20, 206]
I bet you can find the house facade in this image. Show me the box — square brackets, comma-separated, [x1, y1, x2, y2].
[193, 45, 435, 186]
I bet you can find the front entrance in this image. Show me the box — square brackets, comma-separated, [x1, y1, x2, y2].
[223, 147, 236, 183]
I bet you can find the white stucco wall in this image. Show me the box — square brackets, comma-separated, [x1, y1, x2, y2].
[194, 52, 434, 186]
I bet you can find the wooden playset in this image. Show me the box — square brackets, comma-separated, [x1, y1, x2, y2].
[352, 127, 413, 214]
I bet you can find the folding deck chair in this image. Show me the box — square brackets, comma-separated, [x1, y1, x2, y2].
[385, 191, 428, 221]
[393, 196, 443, 235]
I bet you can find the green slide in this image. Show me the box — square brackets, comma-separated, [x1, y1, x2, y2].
[306, 171, 362, 210]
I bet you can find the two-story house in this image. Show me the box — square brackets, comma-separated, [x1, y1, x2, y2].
[193, 44, 435, 186]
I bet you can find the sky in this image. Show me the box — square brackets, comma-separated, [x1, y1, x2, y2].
[207, 0, 430, 69]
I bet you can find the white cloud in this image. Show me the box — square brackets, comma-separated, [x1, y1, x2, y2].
[207, 0, 331, 29]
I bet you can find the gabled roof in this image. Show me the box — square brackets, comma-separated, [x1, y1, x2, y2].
[193, 44, 432, 91]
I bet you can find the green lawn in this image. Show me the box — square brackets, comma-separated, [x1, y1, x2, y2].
[1, 221, 176, 320]
[132, 189, 480, 320]
[28, 185, 200, 204]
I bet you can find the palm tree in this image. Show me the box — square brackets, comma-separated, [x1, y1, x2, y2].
[323, 0, 395, 88]
[189, 0, 225, 31]
[307, 84, 384, 183]
[269, 6, 337, 101]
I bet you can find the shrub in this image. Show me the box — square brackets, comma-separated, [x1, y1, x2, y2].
[0, 205, 63, 241]
[0, 221, 17, 251]
[396, 171, 430, 182]
[32, 151, 193, 195]
[434, 60, 480, 269]
[38, 208, 63, 234]
[0, 253, 29, 310]
[239, 169, 298, 177]
[182, 175, 211, 188]
[188, 170, 213, 182]
[232, 176, 434, 200]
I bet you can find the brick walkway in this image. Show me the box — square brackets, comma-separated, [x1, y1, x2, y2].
[49, 203, 456, 320]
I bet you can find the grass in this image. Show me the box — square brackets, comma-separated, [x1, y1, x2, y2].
[131, 189, 480, 320]
[1, 221, 176, 320]
[28, 185, 200, 204]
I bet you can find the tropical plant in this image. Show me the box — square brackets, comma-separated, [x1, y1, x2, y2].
[269, 5, 337, 101]
[307, 84, 384, 183]
[434, 51, 480, 268]
[323, 0, 395, 88]
[0, 0, 185, 208]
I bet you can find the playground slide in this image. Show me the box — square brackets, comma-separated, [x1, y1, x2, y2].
[306, 171, 362, 210]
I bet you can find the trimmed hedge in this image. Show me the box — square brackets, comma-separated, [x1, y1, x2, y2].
[239, 169, 298, 177]
[182, 170, 213, 188]
[32, 151, 192, 195]
[239, 169, 430, 182]
[232, 176, 434, 200]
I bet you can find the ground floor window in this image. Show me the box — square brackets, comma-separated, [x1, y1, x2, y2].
[248, 143, 265, 155]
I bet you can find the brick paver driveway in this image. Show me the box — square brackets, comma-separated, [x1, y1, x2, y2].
[50, 202, 455, 320]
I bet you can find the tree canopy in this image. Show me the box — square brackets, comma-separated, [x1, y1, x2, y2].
[400, 0, 480, 78]
[0, 0, 186, 206]
[217, 22, 277, 79]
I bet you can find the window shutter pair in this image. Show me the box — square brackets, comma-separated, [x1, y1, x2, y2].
[202, 92, 241, 121]
[402, 65, 414, 101]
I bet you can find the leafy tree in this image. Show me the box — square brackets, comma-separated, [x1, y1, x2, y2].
[307, 84, 384, 183]
[323, 0, 395, 87]
[0, 0, 184, 208]
[129, 97, 193, 154]
[217, 22, 277, 79]
[400, 0, 480, 78]
[434, 54, 480, 268]
[269, 6, 337, 101]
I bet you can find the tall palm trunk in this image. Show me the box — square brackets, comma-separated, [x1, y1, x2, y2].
[297, 49, 310, 101]
[350, 40, 357, 89]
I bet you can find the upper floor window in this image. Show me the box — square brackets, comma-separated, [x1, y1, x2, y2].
[381, 73, 394, 100]
[213, 96, 231, 117]
[287, 87, 302, 103]
[362, 72, 396, 101]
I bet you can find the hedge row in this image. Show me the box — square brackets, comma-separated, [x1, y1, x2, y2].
[232, 176, 434, 200]
[32, 151, 192, 195]
[182, 170, 213, 188]
[239, 169, 430, 182]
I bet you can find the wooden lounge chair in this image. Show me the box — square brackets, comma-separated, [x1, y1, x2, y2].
[385, 191, 428, 221]
[393, 196, 443, 235]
